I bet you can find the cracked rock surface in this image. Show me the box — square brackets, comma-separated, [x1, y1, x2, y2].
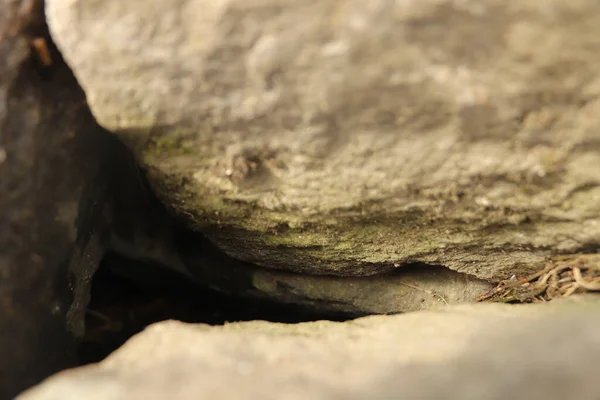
[46, 0, 600, 281]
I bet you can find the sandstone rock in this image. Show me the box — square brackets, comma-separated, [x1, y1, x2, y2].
[19, 295, 600, 400]
[0, 0, 134, 396]
[47, 0, 600, 280]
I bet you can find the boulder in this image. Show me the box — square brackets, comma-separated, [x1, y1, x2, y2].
[46, 0, 600, 280]
[18, 295, 600, 400]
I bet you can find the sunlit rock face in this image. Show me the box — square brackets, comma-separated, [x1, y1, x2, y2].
[47, 0, 600, 281]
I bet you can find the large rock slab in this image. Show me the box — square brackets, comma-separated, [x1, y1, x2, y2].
[19, 295, 600, 400]
[46, 0, 600, 280]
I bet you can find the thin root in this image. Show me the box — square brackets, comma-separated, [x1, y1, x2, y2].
[573, 267, 600, 291]
[478, 254, 600, 303]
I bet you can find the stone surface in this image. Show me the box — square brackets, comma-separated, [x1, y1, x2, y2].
[47, 0, 600, 280]
[176, 232, 493, 315]
[19, 295, 600, 400]
[108, 224, 493, 316]
[105, 214, 495, 316]
[0, 0, 133, 396]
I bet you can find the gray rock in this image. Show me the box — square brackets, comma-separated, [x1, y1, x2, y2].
[47, 0, 600, 280]
[19, 295, 600, 400]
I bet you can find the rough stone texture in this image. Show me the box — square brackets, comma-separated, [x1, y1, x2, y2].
[46, 0, 600, 280]
[0, 1, 132, 396]
[19, 295, 600, 400]
[176, 232, 492, 315]
[248, 263, 490, 314]
[109, 222, 493, 315]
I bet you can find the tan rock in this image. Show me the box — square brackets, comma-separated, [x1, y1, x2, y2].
[19, 295, 600, 400]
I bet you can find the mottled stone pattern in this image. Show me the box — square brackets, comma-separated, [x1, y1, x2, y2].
[47, 0, 600, 279]
[19, 296, 600, 400]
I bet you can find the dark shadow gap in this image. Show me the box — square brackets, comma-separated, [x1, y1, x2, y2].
[80, 251, 357, 365]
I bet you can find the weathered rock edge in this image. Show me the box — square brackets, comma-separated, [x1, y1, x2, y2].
[174, 231, 493, 315]
[18, 295, 600, 400]
[47, 0, 600, 280]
